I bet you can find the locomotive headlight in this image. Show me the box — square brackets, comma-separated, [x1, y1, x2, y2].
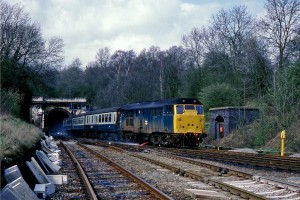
[145, 120, 148, 125]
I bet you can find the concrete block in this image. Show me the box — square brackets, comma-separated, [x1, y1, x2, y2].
[53, 159, 62, 166]
[26, 157, 51, 184]
[45, 136, 59, 150]
[4, 165, 23, 183]
[34, 183, 55, 198]
[41, 140, 61, 155]
[36, 150, 61, 173]
[185, 188, 227, 199]
[47, 175, 68, 185]
[0, 187, 22, 200]
[47, 152, 60, 162]
[1, 177, 39, 200]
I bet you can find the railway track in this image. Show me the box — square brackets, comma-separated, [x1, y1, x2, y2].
[168, 148, 300, 171]
[59, 141, 172, 199]
[105, 143, 300, 200]
[104, 142, 300, 171]
[50, 142, 89, 199]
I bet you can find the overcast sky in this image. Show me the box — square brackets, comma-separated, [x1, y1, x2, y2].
[8, 0, 266, 67]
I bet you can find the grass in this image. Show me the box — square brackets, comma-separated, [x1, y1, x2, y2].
[0, 114, 43, 161]
[211, 119, 300, 154]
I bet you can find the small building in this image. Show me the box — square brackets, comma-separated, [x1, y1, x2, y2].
[209, 107, 259, 139]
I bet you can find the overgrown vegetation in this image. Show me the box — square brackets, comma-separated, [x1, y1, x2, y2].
[200, 83, 239, 111]
[0, 115, 43, 161]
[1, 89, 23, 117]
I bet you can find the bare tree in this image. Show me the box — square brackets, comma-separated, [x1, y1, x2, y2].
[95, 47, 110, 68]
[106, 50, 136, 105]
[212, 5, 255, 72]
[161, 46, 187, 98]
[0, 1, 64, 72]
[56, 58, 86, 98]
[182, 28, 206, 68]
[0, 1, 43, 63]
[259, 0, 300, 69]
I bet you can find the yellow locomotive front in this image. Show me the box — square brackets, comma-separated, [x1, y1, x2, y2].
[173, 104, 206, 145]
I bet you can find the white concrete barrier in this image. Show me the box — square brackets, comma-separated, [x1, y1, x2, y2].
[0, 177, 39, 200]
[36, 150, 61, 173]
[4, 165, 23, 183]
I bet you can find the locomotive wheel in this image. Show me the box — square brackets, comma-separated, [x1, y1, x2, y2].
[149, 134, 162, 146]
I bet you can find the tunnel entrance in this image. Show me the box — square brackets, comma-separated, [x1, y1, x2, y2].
[44, 108, 69, 136]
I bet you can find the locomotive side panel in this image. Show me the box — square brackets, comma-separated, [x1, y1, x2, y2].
[121, 107, 170, 134]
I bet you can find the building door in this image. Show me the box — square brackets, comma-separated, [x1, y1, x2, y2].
[215, 116, 224, 139]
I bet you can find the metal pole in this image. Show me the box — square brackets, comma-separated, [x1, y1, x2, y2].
[280, 130, 286, 156]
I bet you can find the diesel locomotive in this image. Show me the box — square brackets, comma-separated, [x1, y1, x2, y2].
[63, 98, 206, 147]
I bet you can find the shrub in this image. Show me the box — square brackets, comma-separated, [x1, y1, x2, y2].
[0, 114, 43, 161]
[199, 83, 239, 111]
[1, 89, 23, 117]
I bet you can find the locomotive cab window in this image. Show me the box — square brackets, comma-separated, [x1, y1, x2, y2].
[185, 105, 195, 110]
[176, 105, 184, 114]
[196, 105, 203, 114]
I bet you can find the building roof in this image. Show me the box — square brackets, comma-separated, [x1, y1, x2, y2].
[209, 107, 259, 111]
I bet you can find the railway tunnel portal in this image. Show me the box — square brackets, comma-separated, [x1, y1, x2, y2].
[30, 97, 87, 134]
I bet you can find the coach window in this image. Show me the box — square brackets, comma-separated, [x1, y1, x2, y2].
[113, 113, 116, 123]
[108, 114, 111, 122]
[176, 105, 184, 114]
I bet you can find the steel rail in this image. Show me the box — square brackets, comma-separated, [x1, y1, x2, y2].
[113, 145, 300, 192]
[169, 148, 300, 171]
[77, 143, 173, 200]
[61, 142, 98, 200]
[129, 152, 268, 200]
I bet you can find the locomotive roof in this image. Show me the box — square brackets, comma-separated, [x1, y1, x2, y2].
[120, 98, 202, 110]
[68, 98, 202, 118]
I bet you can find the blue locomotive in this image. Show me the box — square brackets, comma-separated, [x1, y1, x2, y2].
[63, 98, 206, 147]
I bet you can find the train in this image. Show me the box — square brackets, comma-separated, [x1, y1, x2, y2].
[63, 98, 207, 147]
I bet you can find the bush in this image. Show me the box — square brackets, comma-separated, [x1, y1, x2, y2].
[199, 83, 239, 111]
[284, 120, 300, 153]
[1, 89, 23, 117]
[0, 114, 43, 161]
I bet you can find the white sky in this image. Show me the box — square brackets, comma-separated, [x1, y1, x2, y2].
[7, 0, 266, 67]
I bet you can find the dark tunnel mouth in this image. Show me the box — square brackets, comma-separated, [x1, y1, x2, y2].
[45, 108, 69, 135]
